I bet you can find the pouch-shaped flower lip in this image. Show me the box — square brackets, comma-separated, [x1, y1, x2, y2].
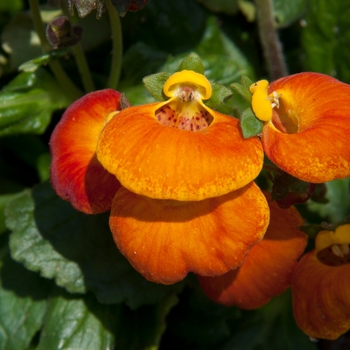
[262, 72, 350, 183]
[198, 192, 307, 309]
[97, 71, 264, 201]
[50, 89, 122, 214]
[109, 181, 270, 284]
[292, 224, 350, 340]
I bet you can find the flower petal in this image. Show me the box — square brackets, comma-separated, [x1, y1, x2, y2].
[292, 251, 350, 339]
[50, 89, 122, 214]
[97, 104, 263, 201]
[263, 72, 350, 182]
[198, 193, 307, 309]
[109, 182, 269, 284]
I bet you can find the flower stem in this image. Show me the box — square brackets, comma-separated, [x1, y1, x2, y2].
[105, 0, 123, 89]
[29, 0, 82, 100]
[254, 0, 288, 80]
[61, 4, 96, 93]
[72, 43, 96, 93]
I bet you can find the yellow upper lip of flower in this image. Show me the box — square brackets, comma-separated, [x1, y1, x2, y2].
[163, 70, 212, 101]
[315, 224, 350, 253]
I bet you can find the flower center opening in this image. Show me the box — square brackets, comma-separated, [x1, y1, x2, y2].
[316, 244, 350, 266]
[271, 97, 299, 134]
[156, 84, 213, 132]
[315, 225, 350, 266]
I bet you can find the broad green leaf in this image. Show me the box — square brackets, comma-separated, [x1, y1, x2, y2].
[272, 0, 307, 28]
[6, 182, 182, 308]
[0, 248, 49, 350]
[0, 69, 70, 136]
[307, 178, 350, 224]
[37, 287, 116, 350]
[301, 0, 350, 83]
[196, 17, 254, 85]
[240, 108, 263, 138]
[0, 193, 23, 235]
[178, 52, 205, 74]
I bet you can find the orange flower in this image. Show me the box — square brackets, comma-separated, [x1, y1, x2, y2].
[97, 71, 264, 201]
[250, 73, 350, 183]
[50, 70, 270, 284]
[292, 224, 350, 340]
[198, 192, 307, 309]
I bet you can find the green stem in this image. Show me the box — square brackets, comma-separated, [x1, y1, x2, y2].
[29, 0, 82, 100]
[72, 44, 96, 92]
[254, 0, 288, 80]
[61, 4, 96, 93]
[105, 0, 123, 89]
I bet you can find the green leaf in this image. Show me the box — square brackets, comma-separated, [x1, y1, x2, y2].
[301, 0, 350, 83]
[6, 182, 183, 308]
[240, 108, 263, 138]
[0, 193, 23, 235]
[0, 69, 70, 136]
[36, 287, 116, 350]
[18, 50, 68, 72]
[241, 75, 254, 90]
[142, 72, 172, 101]
[178, 52, 205, 74]
[0, 248, 49, 350]
[230, 82, 252, 102]
[307, 178, 350, 224]
[272, 0, 307, 28]
[206, 81, 233, 109]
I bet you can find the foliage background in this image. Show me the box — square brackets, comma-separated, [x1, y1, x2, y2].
[0, 0, 350, 349]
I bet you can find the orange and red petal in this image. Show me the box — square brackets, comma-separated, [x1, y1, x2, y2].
[50, 89, 122, 214]
[292, 251, 350, 340]
[263, 72, 350, 183]
[97, 104, 264, 201]
[198, 193, 307, 309]
[109, 182, 269, 284]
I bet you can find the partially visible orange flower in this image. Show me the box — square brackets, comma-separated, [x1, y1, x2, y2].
[50, 69, 270, 284]
[250, 73, 350, 183]
[50, 89, 122, 214]
[292, 224, 350, 340]
[198, 192, 307, 309]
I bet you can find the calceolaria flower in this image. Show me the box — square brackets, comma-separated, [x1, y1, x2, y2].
[198, 192, 307, 309]
[50, 68, 270, 284]
[292, 224, 350, 340]
[250, 73, 350, 183]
